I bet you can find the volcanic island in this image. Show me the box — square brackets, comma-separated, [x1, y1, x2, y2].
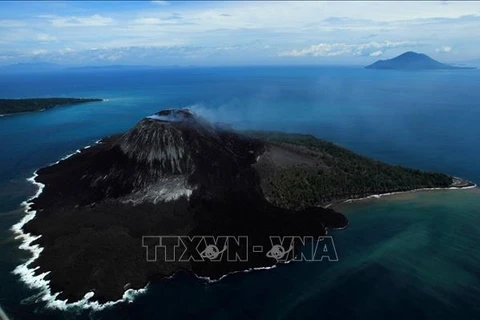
[14, 109, 474, 306]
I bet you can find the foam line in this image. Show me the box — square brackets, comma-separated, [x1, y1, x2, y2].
[194, 259, 293, 283]
[11, 141, 148, 310]
[0, 304, 10, 320]
[341, 184, 477, 205]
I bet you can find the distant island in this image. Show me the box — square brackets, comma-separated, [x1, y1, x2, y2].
[0, 98, 103, 115]
[0, 62, 65, 73]
[366, 51, 476, 70]
[0, 62, 179, 73]
[13, 109, 474, 304]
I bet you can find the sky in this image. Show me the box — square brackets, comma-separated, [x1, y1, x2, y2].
[0, 1, 479, 66]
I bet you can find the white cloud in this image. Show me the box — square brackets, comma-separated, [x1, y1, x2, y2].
[151, 1, 169, 6]
[132, 16, 184, 26]
[58, 47, 74, 55]
[435, 46, 453, 53]
[286, 43, 348, 57]
[31, 49, 48, 55]
[50, 14, 114, 27]
[369, 50, 384, 57]
[279, 41, 413, 58]
[133, 18, 162, 25]
[36, 33, 56, 41]
[0, 19, 26, 27]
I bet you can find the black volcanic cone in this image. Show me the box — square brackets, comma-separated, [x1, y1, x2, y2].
[22, 109, 348, 303]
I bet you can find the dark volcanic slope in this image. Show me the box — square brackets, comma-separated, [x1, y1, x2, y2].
[22, 109, 348, 303]
[365, 51, 475, 70]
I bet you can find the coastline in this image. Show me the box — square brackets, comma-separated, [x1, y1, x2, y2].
[0, 110, 40, 117]
[11, 144, 290, 310]
[10, 138, 332, 309]
[325, 183, 477, 210]
[11, 138, 475, 309]
[0, 98, 105, 117]
[195, 260, 291, 284]
[10, 140, 148, 311]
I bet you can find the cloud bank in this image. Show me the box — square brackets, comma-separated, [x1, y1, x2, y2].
[279, 41, 415, 58]
[0, 1, 478, 65]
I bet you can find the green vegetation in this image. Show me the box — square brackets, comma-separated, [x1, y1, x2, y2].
[0, 98, 103, 115]
[244, 131, 453, 209]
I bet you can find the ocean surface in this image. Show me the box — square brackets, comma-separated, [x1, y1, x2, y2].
[0, 66, 479, 319]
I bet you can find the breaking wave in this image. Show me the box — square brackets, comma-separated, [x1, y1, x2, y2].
[10, 142, 149, 311]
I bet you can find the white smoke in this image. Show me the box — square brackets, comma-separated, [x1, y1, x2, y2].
[146, 113, 185, 122]
[187, 100, 277, 129]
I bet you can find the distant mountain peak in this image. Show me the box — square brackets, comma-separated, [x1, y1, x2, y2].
[400, 51, 423, 56]
[366, 51, 475, 70]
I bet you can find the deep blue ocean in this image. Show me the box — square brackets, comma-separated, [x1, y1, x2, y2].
[0, 66, 479, 319]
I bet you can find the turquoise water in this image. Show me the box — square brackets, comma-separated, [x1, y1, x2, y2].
[0, 66, 479, 319]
